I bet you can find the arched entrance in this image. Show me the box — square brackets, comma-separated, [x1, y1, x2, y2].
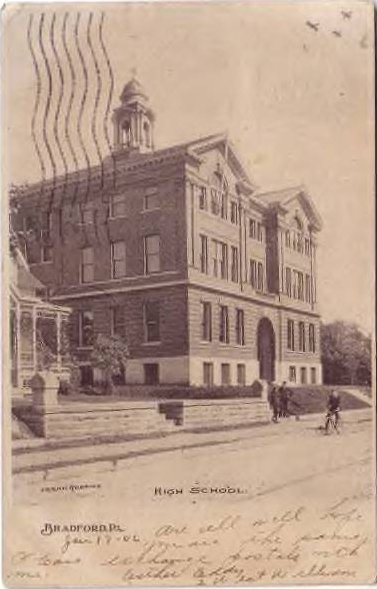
[257, 318, 275, 381]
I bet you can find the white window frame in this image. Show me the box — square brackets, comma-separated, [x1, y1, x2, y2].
[144, 187, 159, 211]
[79, 310, 94, 347]
[111, 240, 126, 279]
[144, 235, 161, 274]
[110, 193, 126, 218]
[80, 246, 94, 283]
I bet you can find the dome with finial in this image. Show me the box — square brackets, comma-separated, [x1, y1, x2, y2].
[120, 75, 148, 105]
[112, 71, 155, 155]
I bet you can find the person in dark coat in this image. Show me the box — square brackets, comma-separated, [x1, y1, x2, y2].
[325, 390, 341, 433]
[278, 381, 292, 417]
[268, 382, 280, 423]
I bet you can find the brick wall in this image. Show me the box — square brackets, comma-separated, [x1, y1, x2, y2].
[187, 285, 280, 360]
[64, 284, 189, 361]
[16, 158, 188, 296]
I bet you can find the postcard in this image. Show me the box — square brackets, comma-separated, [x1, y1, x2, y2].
[1, 0, 376, 586]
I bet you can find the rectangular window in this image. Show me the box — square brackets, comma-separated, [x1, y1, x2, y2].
[257, 222, 263, 242]
[289, 366, 296, 383]
[110, 193, 126, 217]
[203, 362, 214, 386]
[236, 309, 245, 345]
[79, 310, 94, 347]
[221, 363, 231, 385]
[285, 230, 291, 248]
[257, 262, 264, 291]
[300, 366, 307, 384]
[144, 188, 159, 211]
[311, 367, 316, 384]
[231, 246, 239, 282]
[249, 219, 256, 238]
[287, 319, 295, 351]
[309, 323, 316, 352]
[111, 306, 126, 337]
[41, 245, 52, 263]
[286, 267, 292, 297]
[81, 246, 94, 283]
[305, 238, 310, 256]
[237, 364, 246, 386]
[80, 204, 93, 225]
[292, 270, 298, 299]
[144, 301, 160, 342]
[58, 209, 63, 238]
[201, 302, 212, 342]
[111, 241, 126, 278]
[145, 235, 160, 274]
[305, 274, 311, 303]
[297, 233, 304, 253]
[250, 259, 257, 288]
[40, 211, 51, 238]
[220, 192, 228, 219]
[219, 305, 229, 343]
[144, 363, 159, 385]
[211, 189, 220, 215]
[200, 234, 208, 274]
[299, 321, 306, 352]
[230, 201, 238, 224]
[220, 243, 228, 279]
[212, 240, 219, 277]
[298, 272, 304, 300]
[199, 186, 207, 211]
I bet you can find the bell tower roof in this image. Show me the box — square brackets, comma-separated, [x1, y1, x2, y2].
[120, 77, 148, 105]
[112, 74, 155, 155]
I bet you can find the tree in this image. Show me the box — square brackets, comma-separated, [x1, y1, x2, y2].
[90, 334, 130, 394]
[321, 321, 371, 385]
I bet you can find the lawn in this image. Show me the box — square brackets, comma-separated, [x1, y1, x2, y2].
[288, 386, 370, 415]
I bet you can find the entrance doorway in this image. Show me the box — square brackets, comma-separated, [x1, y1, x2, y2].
[257, 318, 275, 381]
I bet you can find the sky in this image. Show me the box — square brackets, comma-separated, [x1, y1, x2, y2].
[2, 0, 375, 332]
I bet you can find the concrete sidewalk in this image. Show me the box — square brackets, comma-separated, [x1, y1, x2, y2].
[12, 408, 372, 479]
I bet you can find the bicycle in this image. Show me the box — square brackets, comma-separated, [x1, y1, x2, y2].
[324, 409, 341, 435]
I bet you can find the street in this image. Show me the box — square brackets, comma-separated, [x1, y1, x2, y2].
[7, 409, 375, 586]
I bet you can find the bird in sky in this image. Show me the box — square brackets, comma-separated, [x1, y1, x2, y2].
[306, 21, 320, 32]
[332, 30, 342, 38]
[341, 10, 352, 19]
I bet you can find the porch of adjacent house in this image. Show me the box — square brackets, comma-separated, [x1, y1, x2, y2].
[10, 295, 71, 397]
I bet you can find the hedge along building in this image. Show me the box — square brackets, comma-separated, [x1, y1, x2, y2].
[13, 77, 323, 387]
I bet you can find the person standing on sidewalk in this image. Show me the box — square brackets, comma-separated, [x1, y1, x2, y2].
[278, 381, 292, 417]
[268, 382, 280, 423]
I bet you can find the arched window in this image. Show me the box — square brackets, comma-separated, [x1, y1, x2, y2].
[121, 120, 131, 146]
[293, 216, 304, 253]
[210, 172, 228, 219]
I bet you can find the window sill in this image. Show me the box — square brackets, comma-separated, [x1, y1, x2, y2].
[108, 215, 128, 221]
[142, 341, 161, 346]
[77, 346, 93, 351]
[141, 208, 161, 214]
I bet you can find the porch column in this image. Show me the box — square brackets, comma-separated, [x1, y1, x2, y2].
[56, 312, 62, 371]
[32, 307, 37, 372]
[16, 303, 21, 387]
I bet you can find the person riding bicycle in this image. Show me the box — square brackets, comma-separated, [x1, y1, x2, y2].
[325, 390, 341, 433]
